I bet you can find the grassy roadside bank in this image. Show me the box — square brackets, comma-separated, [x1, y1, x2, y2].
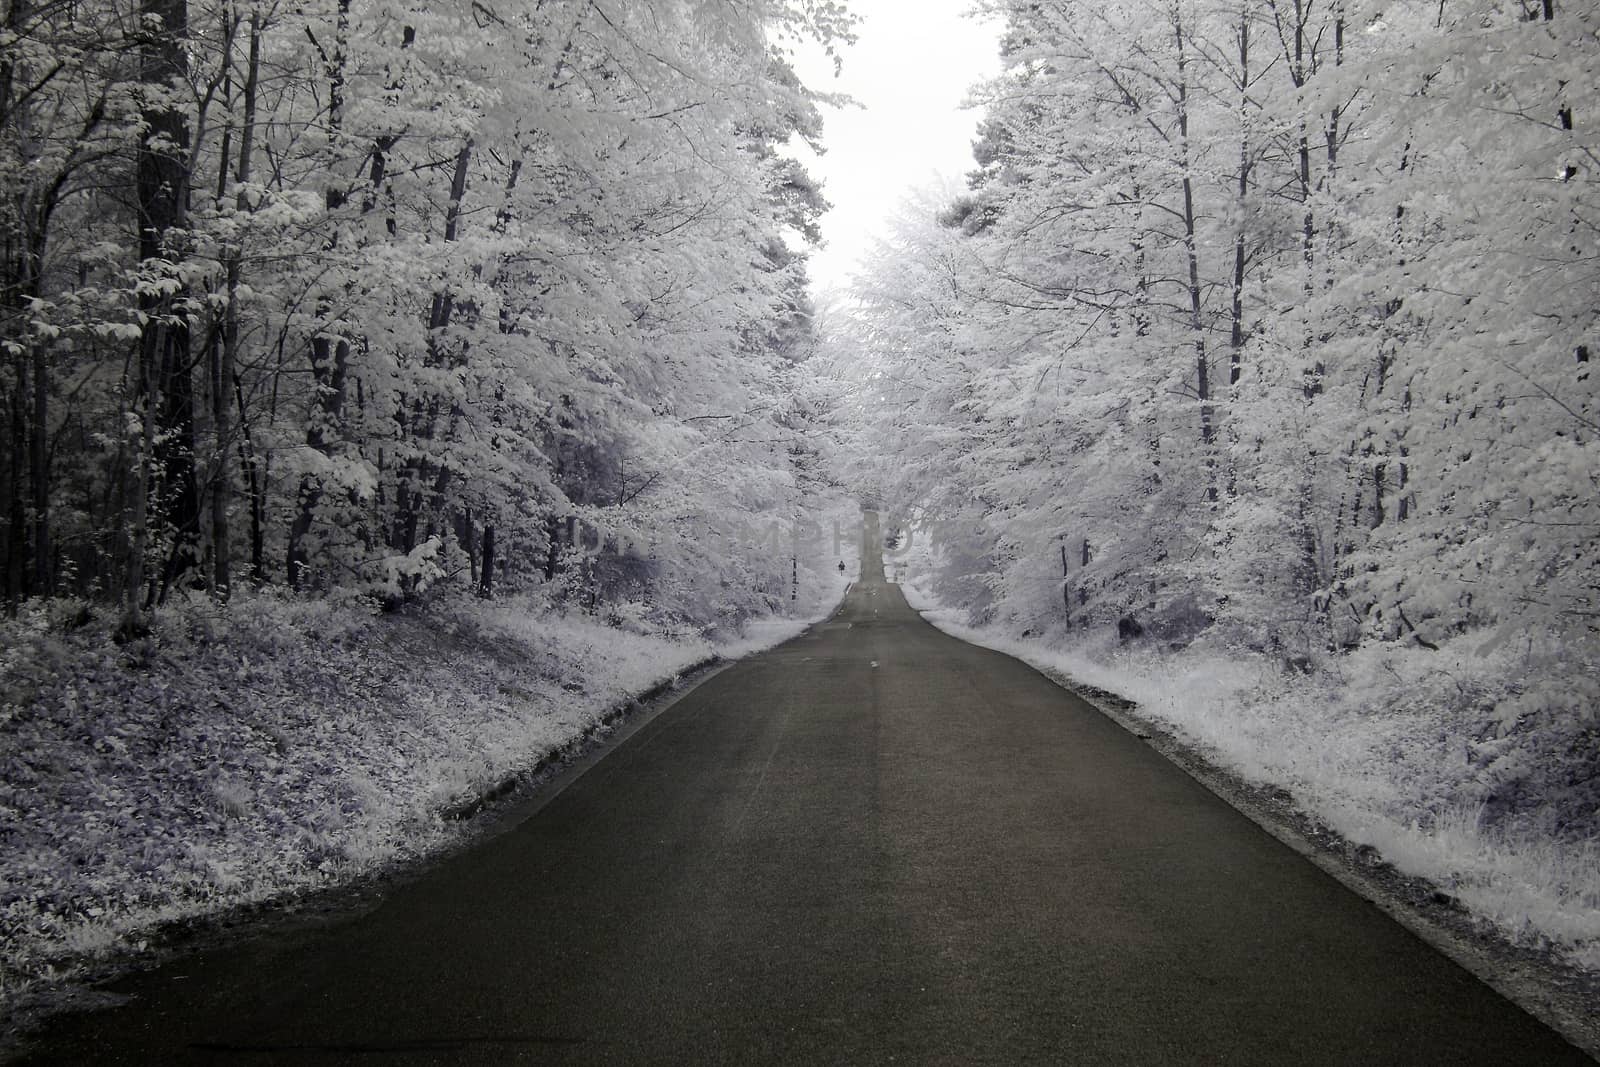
[0, 558, 857, 1035]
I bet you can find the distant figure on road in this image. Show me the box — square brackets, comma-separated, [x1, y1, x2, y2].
[838, 561, 846, 573]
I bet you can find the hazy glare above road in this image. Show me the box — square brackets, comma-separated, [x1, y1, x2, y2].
[789, 0, 1001, 294]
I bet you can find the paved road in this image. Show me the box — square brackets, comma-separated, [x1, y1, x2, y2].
[12, 515, 1589, 1064]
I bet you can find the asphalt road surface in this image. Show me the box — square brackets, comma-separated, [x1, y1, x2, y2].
[12, 515, 1590, 1064]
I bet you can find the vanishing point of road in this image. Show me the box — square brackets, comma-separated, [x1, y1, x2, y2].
[13, 515, 1590, 1064]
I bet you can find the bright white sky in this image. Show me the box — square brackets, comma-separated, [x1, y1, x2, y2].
[788, 0, 1002, 296]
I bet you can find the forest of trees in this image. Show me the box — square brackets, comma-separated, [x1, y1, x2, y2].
[5, 0, 1595, 676]
[1, 0, 854, 633]
[8, 0, 1599, 1017]
[839, 0, 1596, 691]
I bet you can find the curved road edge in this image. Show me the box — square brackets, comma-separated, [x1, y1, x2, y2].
[0, 593, 854, 1058]
[460, 575, 864, 831]
[906, 604, 1600, 1064]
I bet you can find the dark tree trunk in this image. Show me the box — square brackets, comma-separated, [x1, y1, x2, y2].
[478, 524, 495, 598]
[151, 324, 200, 603]
[1, 0, 27, 602]
[1060, 542, 1070, 622]
[28, 317, 47, 595]
[137, 0, 198, 605]
[234, 377, 265, 584]
[1229, 9, 1251, 391]
[1174, 9, 1214, 501]
[5, 356, 25, 601]
[210, 6, 260, 601]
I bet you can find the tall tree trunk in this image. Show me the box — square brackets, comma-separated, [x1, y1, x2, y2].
[1060, 541, 1071, 623]
[3, 0, 44, 600]
[5, 353, 25, 601]
[1174, 6, 1214, 501]
[137, 0, 199, 605]
[1323, 2, 1344, 295]
[234, 378, 265, 585]
[1224, 6, 1256, 501]
[210, 5, 259, 600]
[207, 7, 234, 599]
[28, 322, 46, 595]
[1229, 7, 1251, 391]
[2, 244, 46, 602]
[121, 349, 156, 636]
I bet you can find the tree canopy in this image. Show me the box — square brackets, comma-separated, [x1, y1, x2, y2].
[1, 0, 857, 628]
[834, 0, 1597, 682]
